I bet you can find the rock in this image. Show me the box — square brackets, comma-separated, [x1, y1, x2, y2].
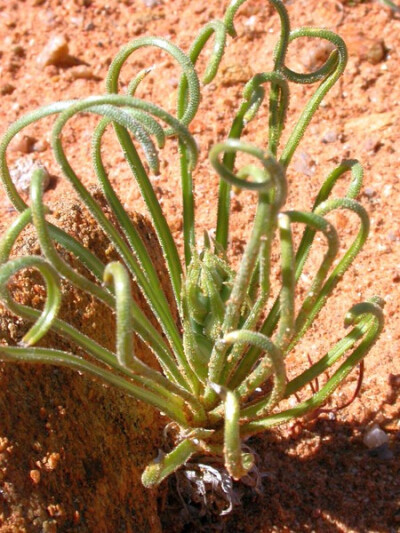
[363, 424, 389, 449]
[36, 35, 70, 68]
[32, 139, 49, 153]
[363, 187, 376, 198]
[363, 136, 382, 153]
[293, 151, 316, 177]
[0, 191, 171, 532]
[9, 157, 51, 193]
[141, 0, 162, 6]
[220, 63, 254, 87]
[321, 129, 338, 143]
[367, 40, 386, 65]
[0, 83, 16, 95]
[11, 45, 25, 58]
[392, 271, 400, 282]
[66, 65, 99, 81]
[10, 133, 37, 154]
[341, 30, 386, 65]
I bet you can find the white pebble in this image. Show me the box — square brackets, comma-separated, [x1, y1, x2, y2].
[363, 424, 389, 449]
[10, 157, 50, 193]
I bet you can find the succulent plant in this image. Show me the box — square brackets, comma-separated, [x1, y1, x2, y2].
[0, 0, 384, 490]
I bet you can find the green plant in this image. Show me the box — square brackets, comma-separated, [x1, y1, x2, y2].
[0, 0, 384, 489]
[379, 0, 400, 13]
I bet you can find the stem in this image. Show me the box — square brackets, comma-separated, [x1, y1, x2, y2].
[141, 439, 199, 487]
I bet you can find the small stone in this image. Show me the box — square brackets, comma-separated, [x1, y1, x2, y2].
[46, 452, 60, 471]
[10, 133, 37, 154]
[392, 271, 400, 282]
[367, 40, 385, 65]
[47, 504, 64, 518]
[220, 63, 254, 87]
[363, 136, 381, 153]
[12, 45, 25, 58]
[32, 0, 46, 5]
[231, 196, 242, 212]
[141, 0, 162, 6]
[0, 83, 16, 95]
[29, 469, 41, 484]
[66, 65, 99, 81]
[85, 22, 95, 31]
[42, 520, 57, 533]
[293, 151, 316, 177]
[32, 139, 49, 153]
[363, 187, 376, 198]
[363, 424, 389, 449]
[37, 35, 70, 68]
[377, 243, 392, 254]
[321, 129, 338, 143]
[73, 511, 80, 525]
[383, 184, 392, 197]
[10, 157, 51, 193]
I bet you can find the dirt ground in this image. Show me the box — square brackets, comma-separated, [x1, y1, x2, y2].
[0, 0, 399, 531]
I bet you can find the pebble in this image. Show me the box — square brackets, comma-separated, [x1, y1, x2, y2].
[392, 271, 400, 282]
[383, 184, 392, 197]
[10, 157, 51, 193]
[0, 83, 16, 96]
[220, 63, 254, 87]
[66, 65, 98, 81]
[344, 31, 386, 65]
[32, 139, 49, 153]
[363, 187, 376, 198]
[363, 424, 389, 449]
[10, 134, 37, 154]
[36, 35, 70, 68]
[141, 0, 162, 6]
[321, 129, 338, 143]
[42, 520, 57, 533]
[293, 151, 316, 177]
[363, 136, 382, 153]
[367, 40, 386, 65]
[29, 469, 41, 484]
[12, 45, 25, 59]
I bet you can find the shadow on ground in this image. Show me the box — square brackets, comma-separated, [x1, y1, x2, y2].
[161, 397, 400, 533]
